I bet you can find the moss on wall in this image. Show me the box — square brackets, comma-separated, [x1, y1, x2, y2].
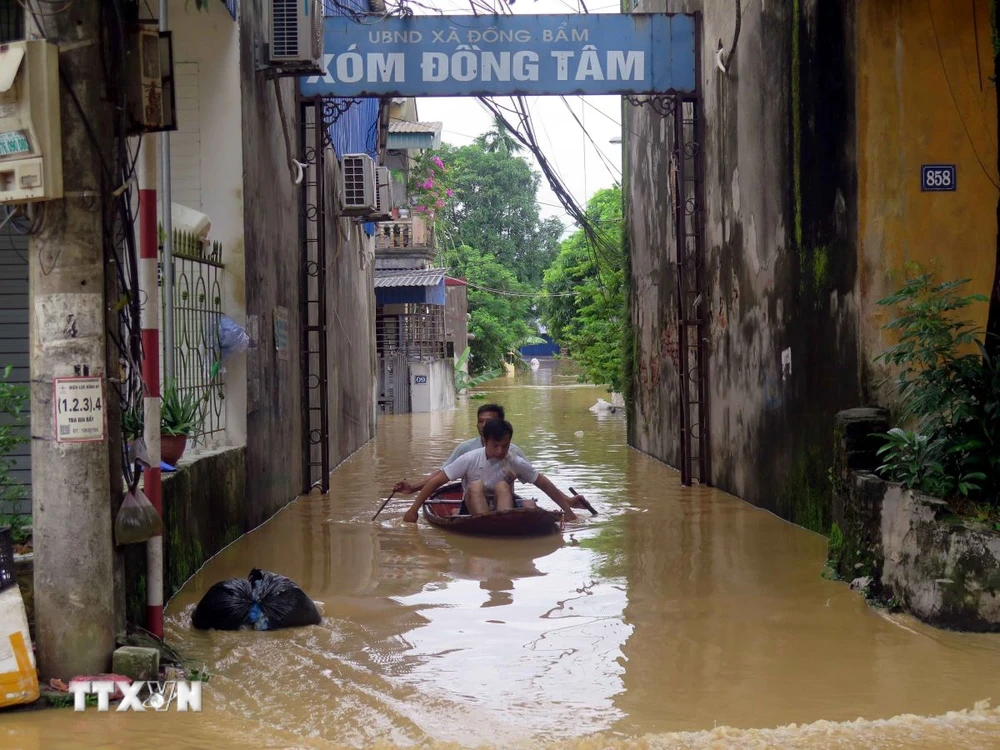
[124, 447, 247, 626]
[778, 441, 831, 534]
[167, 526, 204, 597]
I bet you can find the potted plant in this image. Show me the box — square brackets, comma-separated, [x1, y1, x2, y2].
[160, 382, 203, 465]
[122, 401, 143, 444]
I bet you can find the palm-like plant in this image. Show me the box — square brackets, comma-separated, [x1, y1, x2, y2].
[453, 346, 502, 394]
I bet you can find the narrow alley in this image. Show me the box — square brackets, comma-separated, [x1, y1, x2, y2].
[4, 361, 1000, 748]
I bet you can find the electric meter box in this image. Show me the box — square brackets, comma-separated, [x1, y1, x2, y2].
[0, 40, 62, 204]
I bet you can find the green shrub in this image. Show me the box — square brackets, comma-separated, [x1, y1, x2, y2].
[873, 267, 998, 504]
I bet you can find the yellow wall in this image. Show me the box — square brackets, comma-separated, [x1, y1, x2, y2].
[858, 0, 998, 362]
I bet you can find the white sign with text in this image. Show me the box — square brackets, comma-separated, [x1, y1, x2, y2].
[53, 377, 105, 443]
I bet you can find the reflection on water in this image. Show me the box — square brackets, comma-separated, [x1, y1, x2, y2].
[4, 360, 1000, 748]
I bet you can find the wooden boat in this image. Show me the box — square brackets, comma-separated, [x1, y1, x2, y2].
[422, 482, 562, 536]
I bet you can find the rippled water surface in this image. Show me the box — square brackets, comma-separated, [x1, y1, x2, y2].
[4, 361, 1000, 748]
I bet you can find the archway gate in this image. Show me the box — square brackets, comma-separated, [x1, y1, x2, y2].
[298, 11, 709, 491]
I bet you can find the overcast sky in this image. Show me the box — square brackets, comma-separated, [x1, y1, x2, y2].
[409, 0, 625, 233]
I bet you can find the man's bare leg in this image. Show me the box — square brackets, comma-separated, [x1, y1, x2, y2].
[465, 480, 490, 515]
[494, 481, 516, 511]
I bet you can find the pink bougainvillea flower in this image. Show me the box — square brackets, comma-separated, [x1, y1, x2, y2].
[446, 189, 454, 197]
[436, 199, 445, 208]
[416, 205, 426, 212]
[423, 179, 434, 189]
[433, 157, 444, 168]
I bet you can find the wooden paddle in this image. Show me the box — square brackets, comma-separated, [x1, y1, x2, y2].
[371, 489, 397, 521]
[569, 487, 598, 516]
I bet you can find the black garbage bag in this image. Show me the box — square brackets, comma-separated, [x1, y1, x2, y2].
[247, 568, 322, 630]
[191, 569, 321, 631]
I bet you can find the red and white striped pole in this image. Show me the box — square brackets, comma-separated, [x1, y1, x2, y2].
[138, 135, 163, 638]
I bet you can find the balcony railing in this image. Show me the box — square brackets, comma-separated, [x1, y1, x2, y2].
[374, 216, 435, 252]
[376, 304, 447, 361]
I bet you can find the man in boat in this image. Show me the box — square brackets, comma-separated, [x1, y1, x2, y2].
[392, 403, 525, 495]
[401, 418, 584, 523]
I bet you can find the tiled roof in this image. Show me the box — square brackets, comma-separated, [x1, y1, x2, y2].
[374, 267, 446, 288]
[388, 121, 443, 134]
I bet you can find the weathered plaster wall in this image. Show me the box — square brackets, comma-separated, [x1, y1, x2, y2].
[625, 83, 679, 462]
[240, 4, 305, 522]
[323, 155, 378, 466]
[831, 471, 1000, 632]
[124, 447, 247, 622]
[627, 1, 861, 531]
[856, 0, 998, 379]
[445, 283, 468, 362]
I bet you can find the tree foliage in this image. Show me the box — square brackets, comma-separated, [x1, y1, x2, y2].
[441, 244, 533, 374]
[432, 140, 563, 288]
[404, 132, 566, 374]
[542, 187, 626, 393]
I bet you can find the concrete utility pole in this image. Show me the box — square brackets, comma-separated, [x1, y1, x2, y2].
[29, 2, 117, 677]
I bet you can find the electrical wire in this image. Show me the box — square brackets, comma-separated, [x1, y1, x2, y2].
[926, 0, 1000, 190]
[463, 279, 579, 297]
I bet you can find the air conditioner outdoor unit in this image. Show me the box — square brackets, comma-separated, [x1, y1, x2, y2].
[341, 153, 376, 216]
[371, 166, 393, 221]
[268, 0, 324, 71]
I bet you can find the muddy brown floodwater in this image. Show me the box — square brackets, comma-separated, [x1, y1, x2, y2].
[5, 360, 1000, 749]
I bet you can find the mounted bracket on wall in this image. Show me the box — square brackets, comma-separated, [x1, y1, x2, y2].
[625, 95, 677, 119]
[318, 97, 363, 150]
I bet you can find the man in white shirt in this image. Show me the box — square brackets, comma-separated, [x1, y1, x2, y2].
[402, 418, 586, 523]
[393, 403, 524, 494]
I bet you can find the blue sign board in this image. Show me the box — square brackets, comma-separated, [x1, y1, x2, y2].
[300, 13, 697, 98]
[921, 164, 956, 192]
[413, 375, 428, 384]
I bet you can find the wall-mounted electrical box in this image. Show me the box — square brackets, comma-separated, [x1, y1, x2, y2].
[0, 40, 62, 204]
[125, 22, 177, 135]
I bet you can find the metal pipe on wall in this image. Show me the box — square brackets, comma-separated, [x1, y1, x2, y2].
[138, 135, 164, 639]
[159, 0, 175, 384]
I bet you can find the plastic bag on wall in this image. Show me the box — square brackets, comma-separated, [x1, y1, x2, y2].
[213, 316, 251, 377]
[114, 487, 163, 545]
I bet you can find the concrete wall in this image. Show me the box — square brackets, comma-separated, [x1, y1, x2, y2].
[856, 0, 998, 378]
[239, 3, 306, 523]
[167, 0, 248, 449]
[830, 471, 1000, 632]
[445, 283, 468, 361]
[238, 11, 377, 516]
[627, 1, 861, 531]
[409, 359, 454, 413]
[323, 155, 378, 465]
[124, 447, 247, 623]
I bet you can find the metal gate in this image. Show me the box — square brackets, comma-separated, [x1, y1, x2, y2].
[377, 351, 409, 415]
[0, 223, 30, 510]
[628, 94, 710, 487]
[300, 99, 331, 493]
